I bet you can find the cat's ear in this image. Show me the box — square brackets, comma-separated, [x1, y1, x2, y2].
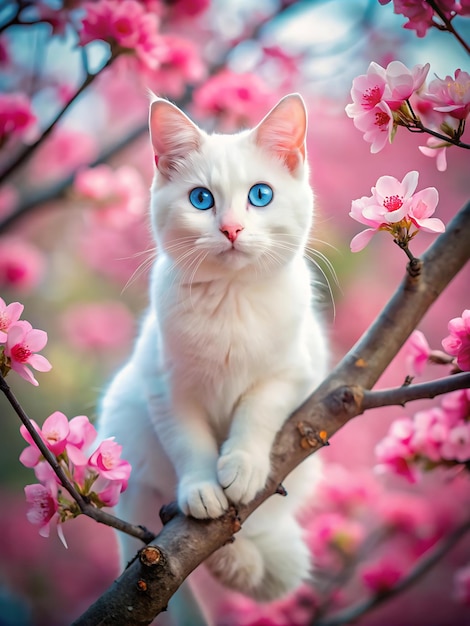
[254, 93, 307, 175]
[149, 98, 201, 178]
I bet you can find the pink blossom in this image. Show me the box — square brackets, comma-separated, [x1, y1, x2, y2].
[0, 236, 46, 292]
[441, 389, 470, 424]
[192, 70, 277, 131]
[346, 60, 432, 151]
[460, 0, 470, 15]
[0, 297, 24, 342]
[404, 329, 431, 376]
[143, 35, 206, 99]
[454, 564, 470, 606]
[442, 310, 470, 371]
[24, 482, 58, 539]
[423, 69, 470, 120]
[74, 164, 147, 227]
[94, 481, 124, 507]
[60, 301, 134, 353]
[349, 171, 443, 252]
[375, 417, 419, 482]
[418, 137, 449, 172]
[379, 0, 435, 37]
[0, 92, 37, 143]
[306, 512, 365, 566]
[166, 0, 210, 19]
[345, 62, 389, 118]
[440, 423, 470, 462]
[79, 0, 165, 71]
[67, 415, 98, 465]
[19, 412, 98, 470]
[366, 170, 418, 223]
[411, 407, 451, 462]
[88, 438, 131, 485]
[315, 465, 380, 514]
[4, 321, 51, 385]
[361, 556, 406, 592]
[384, 61, 430, 109]
[350, 100, 393, 154]
[19, 411, 70, 467]
[407, 187, 444, 232]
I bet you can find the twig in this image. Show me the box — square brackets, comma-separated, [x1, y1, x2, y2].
[314, 516, 470, 625]
[426, 0, 470, 55]
[361, 371, 470, 411]
[0, 371, 156, 543]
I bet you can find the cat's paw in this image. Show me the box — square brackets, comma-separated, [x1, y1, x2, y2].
[178, 480, 229, 519]
[217, 448, 270, 505]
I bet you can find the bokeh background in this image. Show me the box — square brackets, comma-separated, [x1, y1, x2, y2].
[0, 1, 469, 624]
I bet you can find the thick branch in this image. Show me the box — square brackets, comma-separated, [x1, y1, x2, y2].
[73, 202, 470, 625]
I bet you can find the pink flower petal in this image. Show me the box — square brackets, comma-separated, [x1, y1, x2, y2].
[350, 228, 377, 252]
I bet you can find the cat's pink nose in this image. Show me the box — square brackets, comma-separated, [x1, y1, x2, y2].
[220, 223, 244, 243]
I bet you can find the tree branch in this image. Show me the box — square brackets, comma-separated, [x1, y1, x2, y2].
[0, 53, 117, 184]
[426, 0, 470, 54]
[72, 200, 470, 625]
[314, 516, 470, 626]
[0, 371, 156, 543]
[361, 371, 470, 411]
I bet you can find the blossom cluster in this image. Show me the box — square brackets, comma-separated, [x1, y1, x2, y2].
[0, 298, 132, 544]
[375, 388, 470, 482]
[379, 0, 470, 38]
[78, 0, 165, 71]
[349, 170, 444, 252]
[346, 60, 470, 169]
[0, 297, 51, 385]
[21, 411, 132, 544]
[376, 309, 470, 482]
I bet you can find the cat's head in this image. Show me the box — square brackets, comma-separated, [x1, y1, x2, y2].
[148, 93, 314, 280]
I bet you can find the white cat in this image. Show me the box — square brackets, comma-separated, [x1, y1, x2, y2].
[98, 93, 328, 611]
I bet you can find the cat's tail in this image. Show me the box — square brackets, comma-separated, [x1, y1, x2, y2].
[205, 500, 311, 601]
[205, 457, 320, 601]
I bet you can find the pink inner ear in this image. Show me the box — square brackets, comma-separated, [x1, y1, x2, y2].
[254, 94, 307, 173]
[154, 154, 159, 167]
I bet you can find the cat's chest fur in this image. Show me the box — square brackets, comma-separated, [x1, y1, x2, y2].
[153, 257, 308, 419]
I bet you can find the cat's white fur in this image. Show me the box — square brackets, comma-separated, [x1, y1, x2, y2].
[98, 94, 328, 605]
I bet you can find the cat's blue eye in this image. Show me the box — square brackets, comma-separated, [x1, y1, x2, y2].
[189, 187, 214, 210]
[248, 183, 273, 207]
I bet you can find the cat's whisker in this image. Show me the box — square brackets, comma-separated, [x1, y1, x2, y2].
[269, 239, 338, 318]
[121, 249, 158, 294]
[187, 251, 210, 310]
[304, 247, 340, 289]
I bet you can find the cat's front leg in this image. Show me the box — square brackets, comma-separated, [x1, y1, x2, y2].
[149, 396, 229, 519]
[217, 376, 310, 505]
